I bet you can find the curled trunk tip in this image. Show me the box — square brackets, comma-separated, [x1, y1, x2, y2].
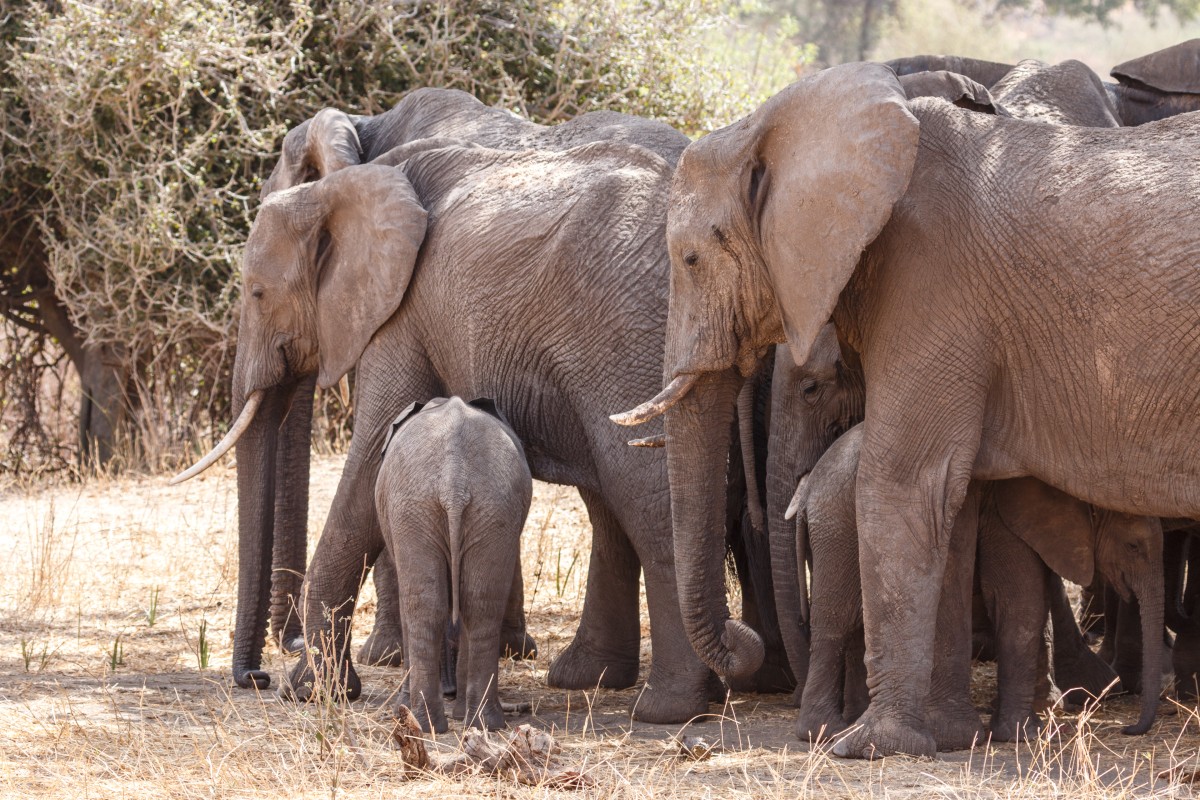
[169, 390, 264, 485]
[611, 374, 698, 426]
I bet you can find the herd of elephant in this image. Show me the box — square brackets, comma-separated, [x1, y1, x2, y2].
[171, 38, 1200, 759]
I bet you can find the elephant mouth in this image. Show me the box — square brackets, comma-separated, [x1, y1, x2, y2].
[611, 373, 699, 426]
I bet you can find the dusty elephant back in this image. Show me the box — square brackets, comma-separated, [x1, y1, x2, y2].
[863, 101, 1200, 516]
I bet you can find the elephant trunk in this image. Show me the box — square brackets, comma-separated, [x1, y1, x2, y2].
[736, 378, 764, 535]
[1125, 558, 1164, 735]
[231, 380, 286, 690]
[765, 385, 813, 700]
[269, 373, 317, 653]
[664, 369, 765, 680]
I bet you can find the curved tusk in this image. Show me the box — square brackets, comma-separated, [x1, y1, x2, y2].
[168, 390, 264, 485]
[628, 434, 666, 448]
[610, 374, 698, 427]
[337, 374, 351, 409]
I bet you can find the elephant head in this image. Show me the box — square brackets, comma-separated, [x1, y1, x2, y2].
[613, 63, 918, 680]
[172, 164, 426, 688]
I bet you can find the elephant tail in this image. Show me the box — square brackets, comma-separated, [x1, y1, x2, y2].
[446, 500, 466, 627]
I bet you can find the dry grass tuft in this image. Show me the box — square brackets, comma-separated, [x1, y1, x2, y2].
[2, 456, 1200, 798]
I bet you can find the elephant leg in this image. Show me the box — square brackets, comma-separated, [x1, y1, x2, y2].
[842, 631, 869, 724]
[358, 555, 406, 667]
[979, 504, 1047, 742]
[403, 559, 450, 734]
[547, 488, 642, 691]
[271, 372, 316, 655]
[1174, 623, 1200, 700]
[443, 618, 460, 699]
[1048, 573, 1118, 705]
[1173, 532, 1200, 700]
[1099, 583, 1119, 664]
[461, 545, 510, 731]
[1111, 596, 1144, 695]
[283, 352, 441, 702]
[797, 628, 854, 741]
[831, 423, 979, 759]
[600, 488, 710, 723]
[924, 484, 985, 751]
[499, 553, 536, 660]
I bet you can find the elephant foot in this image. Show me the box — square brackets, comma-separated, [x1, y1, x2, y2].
[412, 695, 449, 734]
[831, 709, 936, 759]
[629, 679, 709, 724]
[796, 706, 849, 742]
[357, 626, 405, 667]
[280, 654, 362, 703]
[464, 700, 507, 731]
[500, 629, 538, 661]
[988, 710, 1043, 743]
[1056, 651, 1119, 707]
[925, 702, 985, 751]
[547, 641, 638, 690]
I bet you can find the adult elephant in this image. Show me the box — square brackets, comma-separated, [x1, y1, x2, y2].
[615, 61, 1200, 756]
[179, 135, 728, 722]
[173, 88, 694, 691]
[887, 40, 1200, 126]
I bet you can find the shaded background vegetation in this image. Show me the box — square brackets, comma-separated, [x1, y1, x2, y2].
[0, 0, 1196, 476]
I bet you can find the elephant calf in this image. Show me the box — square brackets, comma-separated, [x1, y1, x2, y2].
[375, 397, 532, 733]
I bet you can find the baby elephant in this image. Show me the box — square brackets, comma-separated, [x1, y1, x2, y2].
[376, 397, 532, 733]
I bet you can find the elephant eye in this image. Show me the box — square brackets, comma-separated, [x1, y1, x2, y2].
[800, 379, 819, 396]
[683, 252, 699, 268]
[250, 286, 264, 300]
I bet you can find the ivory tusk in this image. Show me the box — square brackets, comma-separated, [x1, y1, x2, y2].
[628, 434, 666, 447]
[337, 374, 351, 408]
[610, 374, 698, 426]
[168, 390, 264, 485]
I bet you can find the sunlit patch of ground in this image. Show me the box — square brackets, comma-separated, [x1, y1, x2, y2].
[2, 456, 1200, 798]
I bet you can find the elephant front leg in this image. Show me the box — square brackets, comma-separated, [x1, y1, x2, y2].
[832, 439, 978, 759]
[547, 489, 642, 691]
[281, 445, 385, 702]
[924, 484, 984, 750]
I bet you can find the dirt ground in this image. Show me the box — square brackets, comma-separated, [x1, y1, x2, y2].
[2, 454, 1200, 799]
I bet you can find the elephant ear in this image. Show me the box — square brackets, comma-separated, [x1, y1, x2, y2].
[312, 164, 428, 387]
[993, 480, 1095, 586]
[382, 400, 427, 457]
[262, 108, 362, 198]
[898, 70, 1002, 114]
[467, 397, 509, 426]
[754, 63, 920, 367]
[1112, 39, 1200, 94]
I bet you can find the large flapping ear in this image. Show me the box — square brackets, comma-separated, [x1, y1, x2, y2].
[885, 55, 1015, 88]
[261, 108, 362, 198]
[992, 479, 1095, 586]
[311, 164, 428, 387]
[899, 70, 1003, 115]
[382, 400, 427, 457]
[753, 63, 920, 367]
[1112, 39, 1200, 94]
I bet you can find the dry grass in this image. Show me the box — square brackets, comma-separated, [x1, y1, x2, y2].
[2, 456, 1200, 798]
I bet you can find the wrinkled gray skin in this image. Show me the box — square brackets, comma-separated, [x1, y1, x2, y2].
[789, 425, 982, 748]
[764, 60, 1109, 711]
[232, 87, 688, 691]
[791, 436, 1161, 744]
[977, 480, 1163, 740]
[622, 61, 1200, 757]
[887, 39, 1200, 125]
[375, 397, 532, 734]
[239, 139, 716, 723]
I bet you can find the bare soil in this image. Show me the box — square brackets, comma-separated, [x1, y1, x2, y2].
[2, 454, 1198, 798]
